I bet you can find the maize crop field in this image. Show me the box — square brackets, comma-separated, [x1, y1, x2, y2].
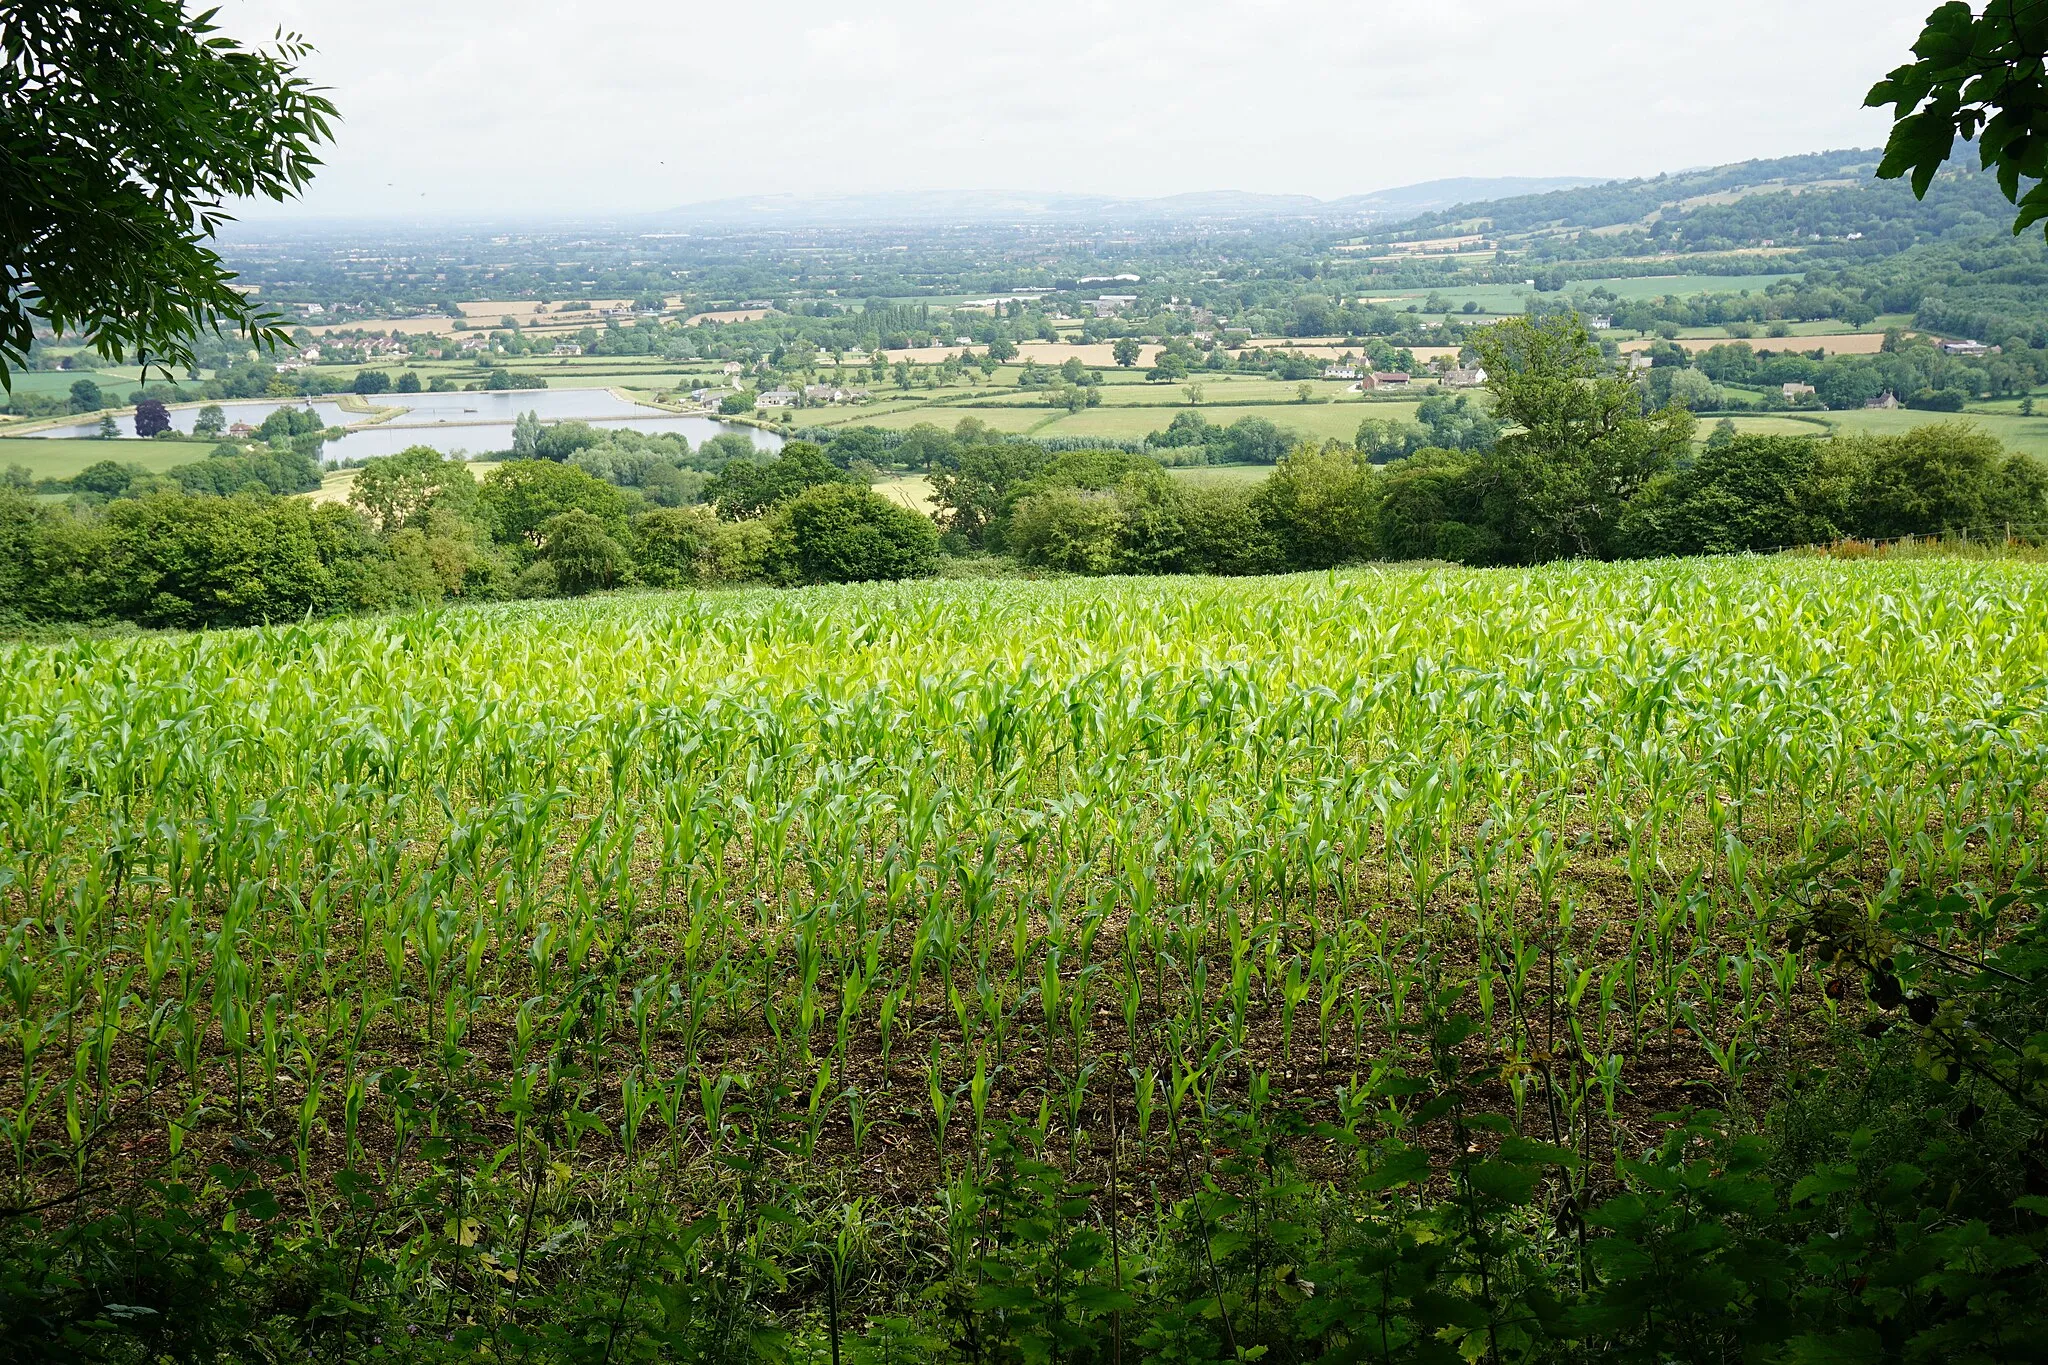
[4, 558, 2048, 1360]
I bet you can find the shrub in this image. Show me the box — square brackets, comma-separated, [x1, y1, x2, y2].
[533, 419, 604, 462]
[1614, 435, 1845, 557]
[386, 510, 509, 601]
[537, 508, 632, 595]
[927, 442, 1053, 545]
[349, 447, 478, 532]
[1253, 441, 1382, 569]
[704, 442, 854, 519]
[1848, 421, 2041, 539]
[477, 460, 630, 548]
[1109, 469, 1189, 574]
[767, 484, 938, 584]
[1376, 449, 1488, 563]
[1007, 486, 1123, 573]
[0, 490, 109, 622]
[256, 406, 322, 442]
[630, 506, 716, 587]
[1212, 414, 1294, 465]
[171, 447, 322, 498]
[1179, 483, 1283, 575]
[71, 459, 147, 498]
[1905, 387, 1968, 411]
[98, 493, 397, 628]
[701, 518, 773, 583]
[512, 559, 558, 598]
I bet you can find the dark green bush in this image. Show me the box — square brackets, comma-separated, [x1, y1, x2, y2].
[705, 441, 855, 519]
[536, 508, 631, 595]
[768, 483, 939, 584]
[630, 505, 716, 587]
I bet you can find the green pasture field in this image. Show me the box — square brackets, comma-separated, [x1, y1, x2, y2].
[1826, 407, 2048, 448]
[1712, 409, 2048, 458]
[1639, 315, 1909, 341]
[816, 402, 1050, 434]
[1081, 378, 1367, 407]
[297, 359, 708, 402]
[799, 369, 1422, 444]
[809, 381, 2048, 460]
[869, 473, 936, 513]
[0, 436, 216, 481]
[827, 400, 2048, 462]
[1026, 399, 1405, 443]
[836, 294, 988, 309]
[1558, 272, 1804, 300]
[3, 369, 139, 399]
[1372, 273, 1803, 315]
[510, 373, 692, 395]
[1700, 415, 1835, 441]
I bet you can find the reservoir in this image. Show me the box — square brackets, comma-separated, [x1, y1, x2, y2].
[25, 389, 783, 459]
[30, 399, 353, 440]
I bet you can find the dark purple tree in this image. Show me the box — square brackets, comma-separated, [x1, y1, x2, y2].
[133, 398, 171, 437]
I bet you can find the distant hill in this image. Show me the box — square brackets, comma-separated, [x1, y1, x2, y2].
[646, 177, 1603, 228]
[1375, 149, 1890, 238]
[1322, 176, 1605, 218]
[1361, 147, 2027, 263]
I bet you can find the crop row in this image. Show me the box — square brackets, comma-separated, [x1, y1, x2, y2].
[1, 559, 2044, 1344]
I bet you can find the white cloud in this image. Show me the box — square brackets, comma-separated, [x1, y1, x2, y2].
[215, 0, 1934, 219]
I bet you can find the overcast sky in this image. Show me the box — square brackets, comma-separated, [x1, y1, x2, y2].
[217, 0, 1936, 221]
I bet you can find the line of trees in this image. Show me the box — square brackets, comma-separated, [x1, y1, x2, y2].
[0, 438, 939, 630]
[935, 315, 2048, 573]
[6, 316, 2043, 631]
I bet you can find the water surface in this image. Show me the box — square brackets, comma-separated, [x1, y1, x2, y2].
[27, 389, 781, 461]
[31, 399, 351, 440]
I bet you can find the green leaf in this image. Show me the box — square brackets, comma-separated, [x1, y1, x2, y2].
[1362, 1143, 1430, 1191]
[1784, 1328, 1883, 1364]
[1211, 1229, 1249, 1260]
[1069, 1284, 1137, 1314]
[1467, 1159, 1543, 1205]
[1499, 1135, 1577, 1168]
[1790, 1164, 1859, 1205]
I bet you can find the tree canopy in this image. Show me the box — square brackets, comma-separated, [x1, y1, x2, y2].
[1, 2, 336, 386]
[768, 484, 940, 585]
[1868, 2, 2048, 236]
[1469, 313, 1693, 562]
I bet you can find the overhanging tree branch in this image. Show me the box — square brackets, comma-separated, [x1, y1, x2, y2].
[0, 1, 338, 388]
[1867, 1, 2048, 234]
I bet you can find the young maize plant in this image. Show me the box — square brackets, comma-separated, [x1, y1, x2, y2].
[2, 558, 2047, 1353]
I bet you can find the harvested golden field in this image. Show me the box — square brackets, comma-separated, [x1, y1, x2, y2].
[1620, 332, 1891, 356]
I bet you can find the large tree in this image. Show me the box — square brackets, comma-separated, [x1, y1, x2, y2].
[349, 446, 476, 534]
[1868, 2, 2048, 235]
[1469, 313, 1693, 563]
[703, 442, 856, 520]
[767, 484, 940, 584]
[2, 2, 336, 387]
[926, 441, 1051, 545]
